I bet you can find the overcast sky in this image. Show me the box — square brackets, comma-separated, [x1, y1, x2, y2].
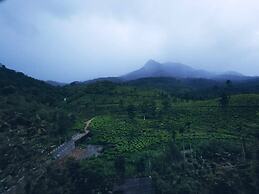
[1, 0, 259, 82]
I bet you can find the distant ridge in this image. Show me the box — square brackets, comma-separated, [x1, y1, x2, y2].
[122, 59, 249, 81]
[46, 80, 67, 86]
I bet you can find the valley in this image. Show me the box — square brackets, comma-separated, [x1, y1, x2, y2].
[0, 65, 259, 194]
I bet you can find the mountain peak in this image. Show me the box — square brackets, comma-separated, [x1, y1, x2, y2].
[144, 59, 161, 68]
[122, 60, 247, 81]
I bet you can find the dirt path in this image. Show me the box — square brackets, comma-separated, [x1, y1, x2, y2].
[84, 118, 94, 132]
[3, 118, 96, 194]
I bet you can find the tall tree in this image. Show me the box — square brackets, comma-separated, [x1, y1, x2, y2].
[179, 127, 186, 161]
[237, 123, 247, 161]
[219, 92, 230, 108]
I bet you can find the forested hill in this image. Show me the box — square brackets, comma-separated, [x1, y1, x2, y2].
[1, 65, 259, 194]
[0, 66, 64, 105]
[0, 66, 74, 194]
[127, 77, 259, 99]
[2, 64, 259, 105]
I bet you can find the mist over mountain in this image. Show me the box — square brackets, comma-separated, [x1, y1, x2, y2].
[122, 60, 249, 81]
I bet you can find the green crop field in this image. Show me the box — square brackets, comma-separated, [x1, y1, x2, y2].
[90, 116, 170, 155]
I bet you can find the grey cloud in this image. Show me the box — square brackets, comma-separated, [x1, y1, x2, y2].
[0, 0, 259, 82]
